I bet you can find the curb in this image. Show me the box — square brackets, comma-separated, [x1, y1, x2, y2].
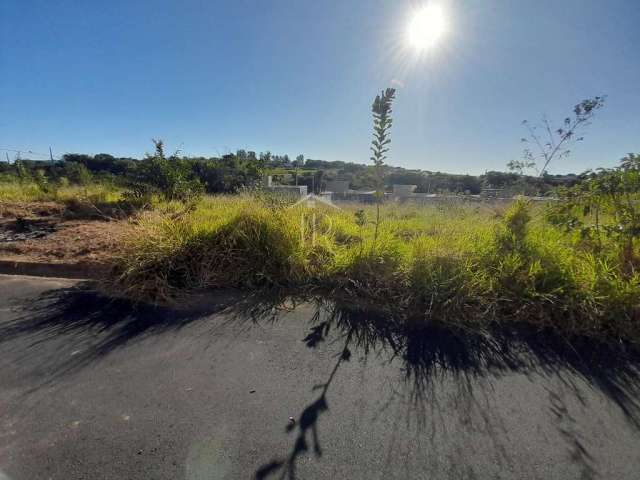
[0, 260, 108, 280]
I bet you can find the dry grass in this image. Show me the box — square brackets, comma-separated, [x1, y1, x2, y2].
[0, 220, 130, 265]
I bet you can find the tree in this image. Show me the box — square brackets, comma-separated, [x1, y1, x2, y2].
[520, 96, 605, 176]
[370, 87, 396, 243]
[507, 159, 537, 176]
[620, 153, 640, 171]
[126, 139, 204, 202]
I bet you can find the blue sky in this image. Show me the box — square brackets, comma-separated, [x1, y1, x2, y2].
[1, 0, 638, 174]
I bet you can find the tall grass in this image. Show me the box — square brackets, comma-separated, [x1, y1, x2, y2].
[0, 179, 122, 204]
[111, 195, 640, 342]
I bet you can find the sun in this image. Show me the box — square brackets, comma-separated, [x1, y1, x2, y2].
[407, 4, 447, 51]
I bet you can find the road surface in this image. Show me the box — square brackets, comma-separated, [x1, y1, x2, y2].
[1, 274, 640, 479]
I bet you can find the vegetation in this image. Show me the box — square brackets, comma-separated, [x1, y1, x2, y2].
[370, 87, 396, 243]
[0, 163, 126, 219]
[2, 94, 637, 344]
[123, 139, 204, 204]
[547, 153, 640, 276]
[518, 96, 606, 176]
[0, 175, 121, 205]
[1, 147, 583, 200]
[108, 184, 640, 342]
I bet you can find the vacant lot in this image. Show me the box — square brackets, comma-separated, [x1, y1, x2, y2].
[2, 177, 639, 343]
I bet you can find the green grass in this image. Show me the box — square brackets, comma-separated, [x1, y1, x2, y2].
[110, 194, 640, 342]
[0, 179, 122, 204]
[0, 178, 139, 220]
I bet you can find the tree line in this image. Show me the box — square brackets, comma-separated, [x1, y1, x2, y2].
[0, 144, 582, 197]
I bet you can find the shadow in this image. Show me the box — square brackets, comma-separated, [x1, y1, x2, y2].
[251, 298, 640, 479]
[0, 283, 242, 385]
[2, 285, 640, 477]
[256, 330, 353, 480]
[547, 388, 598, 480]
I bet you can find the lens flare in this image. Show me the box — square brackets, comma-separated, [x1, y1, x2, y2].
[407, 4, 447, 51]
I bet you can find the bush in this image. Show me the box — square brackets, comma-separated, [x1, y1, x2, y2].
[124, 140, 204, 204]
[546, 154, 640, 277]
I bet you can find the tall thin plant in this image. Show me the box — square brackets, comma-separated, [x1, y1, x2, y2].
[520, 96, 605, 177]
[370, 88, 396, 245]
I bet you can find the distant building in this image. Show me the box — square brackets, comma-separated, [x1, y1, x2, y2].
[269, 185, 308, 197]
[480, 188, 505, 198]
[335, 190, 378, 203]
[325, 180, 350, 194]
[392, 184, 417, 198]
[262, 175, 307, 197]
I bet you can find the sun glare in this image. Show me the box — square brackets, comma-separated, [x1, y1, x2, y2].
[407, 5, 447, 51]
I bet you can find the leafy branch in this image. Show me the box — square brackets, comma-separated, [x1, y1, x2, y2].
[520, 96, 605, 177]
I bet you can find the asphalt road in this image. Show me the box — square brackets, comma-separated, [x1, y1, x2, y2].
[1, 274, 640, 479]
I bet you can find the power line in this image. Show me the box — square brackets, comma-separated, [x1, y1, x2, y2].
[0, 147, 59, 160]
[0, 147, 50, 156]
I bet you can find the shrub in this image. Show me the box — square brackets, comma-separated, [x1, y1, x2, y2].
[124, 139, 204, 204]
[546, 154, 640, 277]
[497, 198, 531, 253]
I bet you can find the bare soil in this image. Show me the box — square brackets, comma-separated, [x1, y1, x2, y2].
[0, 202, 130, 265]
[0, 201, 64, 219]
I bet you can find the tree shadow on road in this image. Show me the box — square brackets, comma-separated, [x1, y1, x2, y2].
[0, 283, 244, 386]
[245, 297, 640, 479]
[2, 284, 640, 478]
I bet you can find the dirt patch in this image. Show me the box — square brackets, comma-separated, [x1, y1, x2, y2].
[0, 218, 58, 242]
[0, 200, 133, 267]
[0, 201, 64, 219]
[0, 219, 130, 265]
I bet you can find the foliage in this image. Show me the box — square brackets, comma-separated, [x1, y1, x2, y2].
[546, 153, 640, 276]
[3, 149, 580, 198]
[370, 88, 396, 174]
[15, 160, 32, 182]
[0, 177, 121, 204]
[124, 140, 204, 203]
[497, 198, 531, 253]
[62, 161, 93, 185]
[110, 196, 640, 343]
[190, 150, 264, 193]
[370, 87, 396, 242]
[519, 96, 605, 176]
[507, 159, 537, 176]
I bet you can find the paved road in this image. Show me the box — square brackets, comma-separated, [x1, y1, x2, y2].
[1, 274, 640, 479]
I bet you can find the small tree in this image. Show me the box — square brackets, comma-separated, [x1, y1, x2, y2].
[520, 96, 605, 176]
[370, 87, 396, 243]
[125, 139, 203, 203]
[546, 153, 640, 275]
